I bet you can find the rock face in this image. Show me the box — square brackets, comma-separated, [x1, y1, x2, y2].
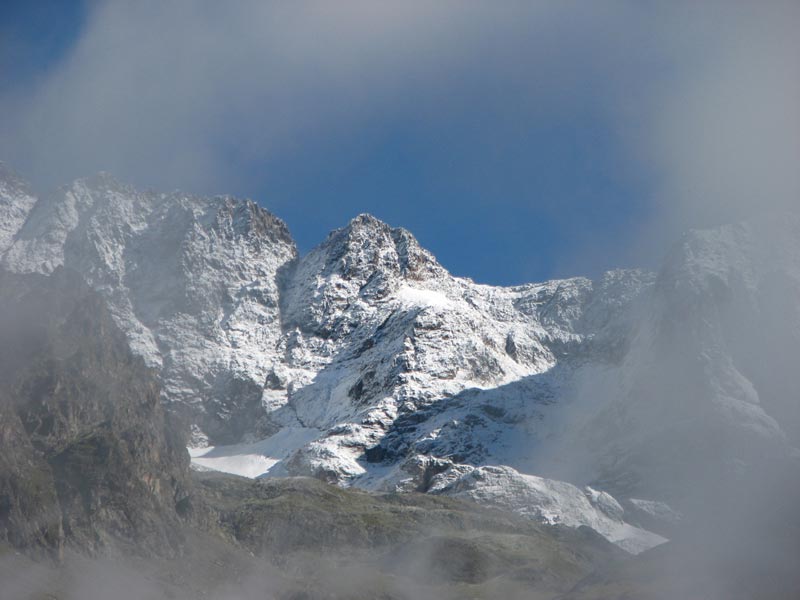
[0, 169, 296, 444]
[0, 163, 37, 253]
[214, 214, 652, 491]
[0, 268, 190, 558]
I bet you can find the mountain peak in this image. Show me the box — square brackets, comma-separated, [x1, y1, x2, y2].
[313, 213, 442, 285]
[337, 213, 414, 243]
[348, 212, 388, 230]
[70, 171, 132, 195]
[213, 196, 296, 248]
[335, 213, 400, 245]
[0, 161, 33, 197]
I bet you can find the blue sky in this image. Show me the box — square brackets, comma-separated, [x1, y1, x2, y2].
[1, 2, 797, 285]
[0, 1, 84, 85]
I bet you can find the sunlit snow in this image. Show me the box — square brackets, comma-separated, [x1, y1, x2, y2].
[190, 427, 320, 478]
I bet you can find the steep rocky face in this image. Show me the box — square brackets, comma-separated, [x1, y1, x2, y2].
[0, 402, 63, 557]
[0, 168, 297, 444]
[263, 214, 652, 487]
[0, 163, 37, 254]
[0, 166, 652, 485]
[0, 268, 189, 557]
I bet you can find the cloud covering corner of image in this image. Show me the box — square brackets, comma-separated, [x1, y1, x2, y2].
[0, 0, 797, 283]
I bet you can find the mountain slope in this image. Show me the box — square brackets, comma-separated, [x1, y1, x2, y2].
[0, 264, 632, 599]
[0, 268, 189, 558]
[0, 168, 652, 481]
[535, 213, 800, 505]
[2, 165, 798, 556]
[1, 169, 296, 444]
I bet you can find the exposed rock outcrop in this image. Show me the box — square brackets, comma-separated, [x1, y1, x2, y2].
[0, 268, 190, 557]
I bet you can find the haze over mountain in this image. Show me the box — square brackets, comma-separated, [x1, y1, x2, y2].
[2, 164, 798, 568]
[1, 1, 798, 598]
[0, 254, 630, 600]
[3, 2, 797, 286]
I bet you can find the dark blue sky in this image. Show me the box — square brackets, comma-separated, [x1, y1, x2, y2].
[0, 1, 83, 86]
[3, 2, 792, 285]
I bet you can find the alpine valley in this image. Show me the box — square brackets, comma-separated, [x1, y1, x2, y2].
[1, 162, 798, 599]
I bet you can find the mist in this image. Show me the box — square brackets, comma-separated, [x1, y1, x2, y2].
[532, 214, 800, 598]
[1, 1, 797, 279]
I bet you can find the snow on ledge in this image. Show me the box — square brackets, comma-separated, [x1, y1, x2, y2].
[189, 427, 320, 479]
[395, 285, 452, 309]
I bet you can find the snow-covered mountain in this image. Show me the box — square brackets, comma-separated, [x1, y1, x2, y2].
[2, 163, 797, 553]
[0, 169, 296, 444]
[534, 213, 800, 505]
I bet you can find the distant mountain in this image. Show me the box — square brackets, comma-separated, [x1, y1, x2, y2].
[0, 168, 296, 444]
[1, 163, 798, 555]
[537, 214, 800, 506]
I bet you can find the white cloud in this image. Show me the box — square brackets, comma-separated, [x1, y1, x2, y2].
[634, 0, 800, 239]
[1, 0, 796, 253]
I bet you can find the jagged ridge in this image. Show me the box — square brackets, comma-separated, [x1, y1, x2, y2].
[2, 165, 798, 554]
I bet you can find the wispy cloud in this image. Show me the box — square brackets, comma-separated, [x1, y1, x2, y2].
[0, 1, 796, 269]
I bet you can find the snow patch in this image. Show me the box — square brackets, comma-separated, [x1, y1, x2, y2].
[429, 464, 667, 554]
[395, 285, 452, 309]
[189, 427, 321, 478]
